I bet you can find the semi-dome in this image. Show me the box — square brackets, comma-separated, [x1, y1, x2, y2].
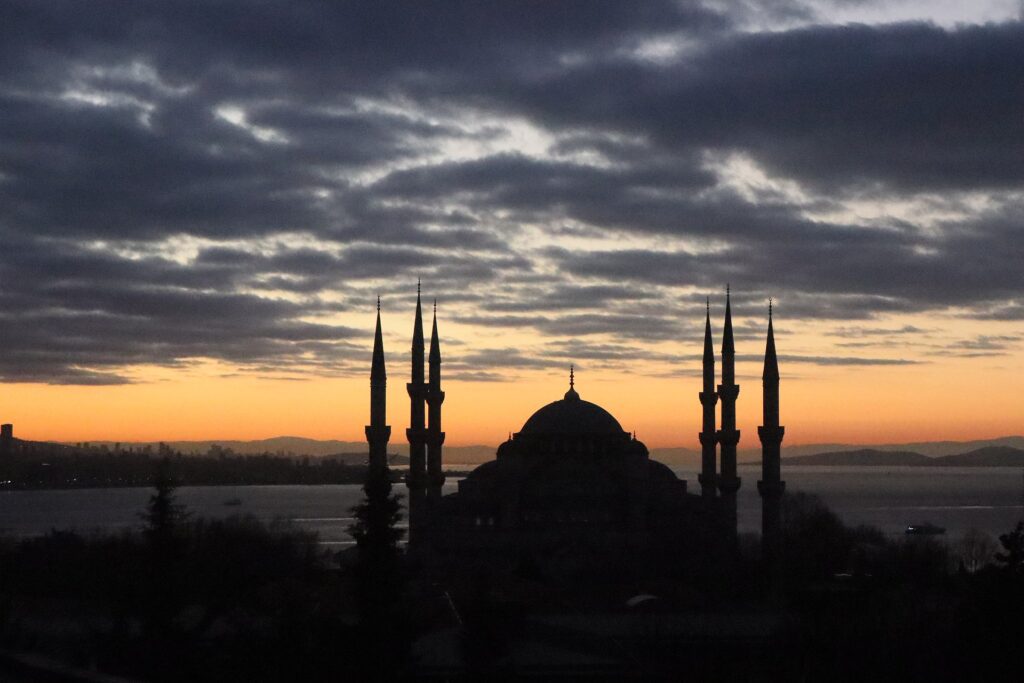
[518, 377, 625, 437]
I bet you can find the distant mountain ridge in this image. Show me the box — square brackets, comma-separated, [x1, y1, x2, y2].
[781, 449, 934, 467]
[65, 435, 1024, 467]
[782, 445, 1024, 467]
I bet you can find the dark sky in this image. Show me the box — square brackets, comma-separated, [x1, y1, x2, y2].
[1, 0, 1023, 385]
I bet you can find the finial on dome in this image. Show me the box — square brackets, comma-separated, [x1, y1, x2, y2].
[417, 278, 421, 296]
[769, 297, 773, 319]
[433, 297, 437, 314]
[376, 295, 380, 312]
[706, 296, 710, 314]
[564, 365, 580, 400]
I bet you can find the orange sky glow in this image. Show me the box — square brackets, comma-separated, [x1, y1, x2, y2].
[4, 306, 1020, 449]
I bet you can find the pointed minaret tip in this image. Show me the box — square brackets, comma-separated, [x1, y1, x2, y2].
[763, 299, 779, 379]
[722, 285, 735, 354]
[412, 281, 425, 349]
[371, 297, 386, 381]
[429, 297, 441, 364]
[703, 297, 715, 360]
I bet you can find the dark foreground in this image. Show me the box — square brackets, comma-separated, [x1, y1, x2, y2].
[2, 484, 1023, 681]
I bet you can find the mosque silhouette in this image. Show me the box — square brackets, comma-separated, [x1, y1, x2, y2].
[365, 285, 784, 577]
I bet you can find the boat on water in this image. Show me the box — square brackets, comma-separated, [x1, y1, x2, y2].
[905, 522, 945, 536]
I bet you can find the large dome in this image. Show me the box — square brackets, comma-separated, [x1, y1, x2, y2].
[519, 385, 625, 437]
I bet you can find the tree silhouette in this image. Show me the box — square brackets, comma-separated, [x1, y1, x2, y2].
[142, 462, 189, 546]
[140, 461, 189, 639]
[347, 464, 407, 676]
[996, 520, 1024, 574]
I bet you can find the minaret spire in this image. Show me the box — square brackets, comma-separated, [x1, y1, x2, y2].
[698, 297, 719, 499]
[406, 282, 428, 543]
[763, 299, 778, 383]
[370, 299, 386, 383]
[758, 299, 785, 567]
[721, 285, 735, 382]
[429, 299, 440, 364]
[365, 299, 391, 474]
[426, 298, 446, 502]
[717, 286, 741, 542]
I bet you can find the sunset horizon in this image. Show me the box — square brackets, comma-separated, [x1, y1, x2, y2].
[5, 288, 1021, 449]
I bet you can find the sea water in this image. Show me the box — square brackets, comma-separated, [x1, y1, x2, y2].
[1, 466, 1021, 545]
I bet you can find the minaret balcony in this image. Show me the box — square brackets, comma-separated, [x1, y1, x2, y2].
[717, 384, 740, 400]
[405, 470, 428, 487]
[717, 475, 741, 495]
[757, 425, 785, 443]
[757, 480, 786, 498]
[716, 428, 741, 447]
[365, 425, 392, 441]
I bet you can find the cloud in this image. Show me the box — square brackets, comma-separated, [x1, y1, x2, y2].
[0, 2, 1022, 383]
[827, 325, 931, 338]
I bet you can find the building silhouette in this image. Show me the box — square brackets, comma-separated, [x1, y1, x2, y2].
[364, 297, 390, 475]
[0, 423, 12, 455]
[368, 287, 784, 575]
[758, 300, 786, 564]
[406, 282, 429, 542]
[716, 287, 742, 544]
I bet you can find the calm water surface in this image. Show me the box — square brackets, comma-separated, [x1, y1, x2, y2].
[1, 467, 1022, 544]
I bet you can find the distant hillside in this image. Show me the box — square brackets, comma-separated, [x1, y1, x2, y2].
[881, 436, 1024, 457]
[937, 446, 1024, 467]
[782, 449, 933, 467]
[648, 447, 701, 466]
[60, 436, 1024, 468]
[781, 445, 1024, 467]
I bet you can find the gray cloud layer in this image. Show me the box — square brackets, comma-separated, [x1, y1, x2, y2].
[0, 1, 1021, 382]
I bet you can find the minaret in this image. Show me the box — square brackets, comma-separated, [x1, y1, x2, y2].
[406, 282, 428, 541]
[365, 297, 391, 474]
[757, 300, 786, 565]
[426, 299, 446, 501]
[716, 286, 741, 540]
[698, 298, 719, 499]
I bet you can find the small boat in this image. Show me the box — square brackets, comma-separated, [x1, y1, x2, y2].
[905, 522, 945, 536]
[223, 497, 243, 507]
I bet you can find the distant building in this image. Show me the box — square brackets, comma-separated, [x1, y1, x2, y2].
[0, 423, 12, 455]
[366, 287, 784, 577]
